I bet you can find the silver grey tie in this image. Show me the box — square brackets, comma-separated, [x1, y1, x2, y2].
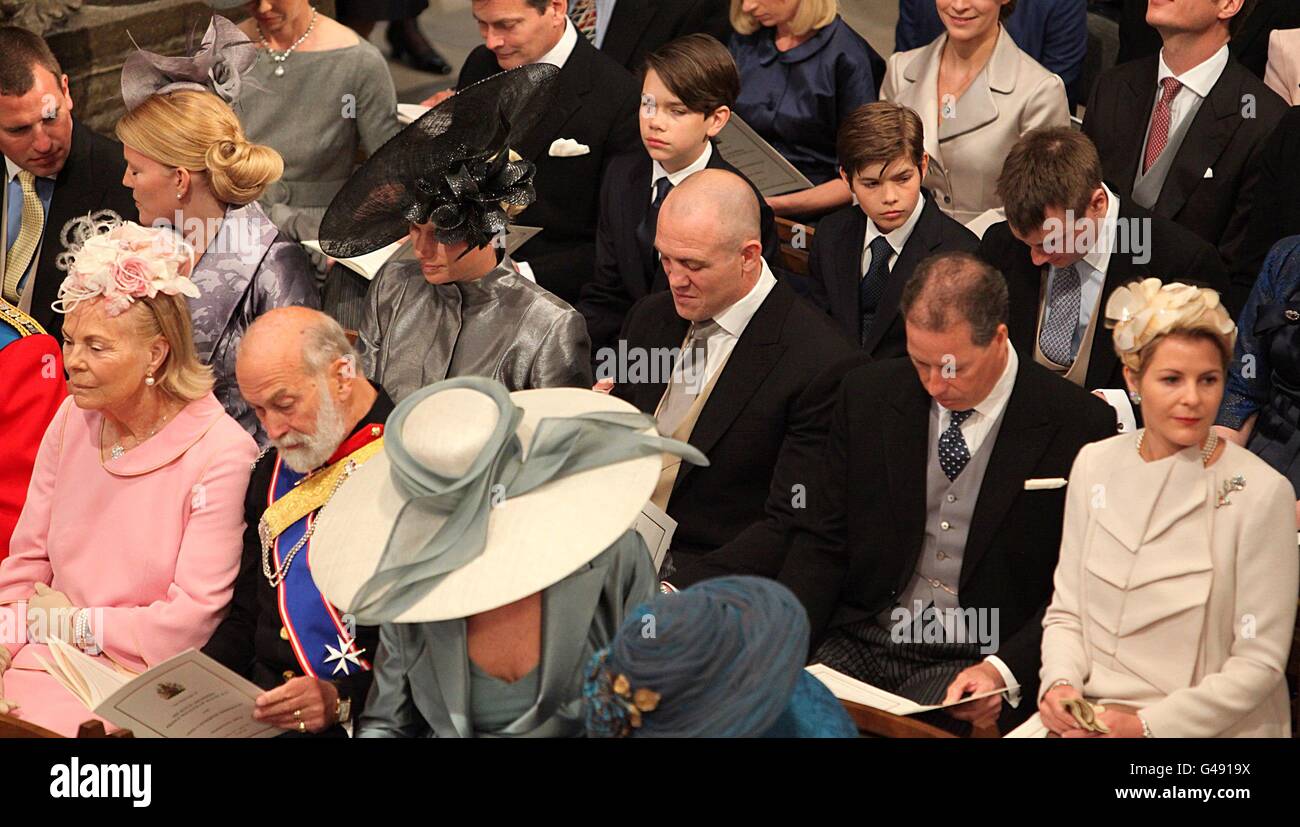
[656, 320, 719, 436]
[1039, 264, 1081, 366]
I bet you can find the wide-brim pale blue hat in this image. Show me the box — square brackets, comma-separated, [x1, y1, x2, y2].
[310, 377, 706, 625]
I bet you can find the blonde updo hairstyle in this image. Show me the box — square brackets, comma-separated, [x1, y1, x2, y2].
[115, 89, 283, 206]
[1105, 278, 1237, 376]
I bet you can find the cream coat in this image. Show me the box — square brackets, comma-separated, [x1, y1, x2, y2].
[1040, 433, 1297, 737]
[881, 26, 1070, 226]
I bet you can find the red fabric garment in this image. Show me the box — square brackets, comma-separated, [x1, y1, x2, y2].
[0, 334, 65, 559]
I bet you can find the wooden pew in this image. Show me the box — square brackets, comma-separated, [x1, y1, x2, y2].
[838, 699, 1001, 738]
[774, 217, 813, 278]
[0, 713, 132, 739]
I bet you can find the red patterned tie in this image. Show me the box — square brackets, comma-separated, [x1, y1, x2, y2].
[1143, 77, 1183, 174]
[568, 0, 598, 41]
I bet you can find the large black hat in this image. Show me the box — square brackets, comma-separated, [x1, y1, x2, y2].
[319, 63, 559, 257]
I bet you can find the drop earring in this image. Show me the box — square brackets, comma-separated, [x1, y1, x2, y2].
[145, 371, 156, 387]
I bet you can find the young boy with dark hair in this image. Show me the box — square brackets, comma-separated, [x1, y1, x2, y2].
[807, 101, 978, 358]
[577, 33, 778, 356]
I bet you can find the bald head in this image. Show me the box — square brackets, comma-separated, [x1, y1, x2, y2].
[660, 169, 761, 251]
[655, 169, 766, 322]
[236, 307, 376, 466]
[239, 306, 354, 379]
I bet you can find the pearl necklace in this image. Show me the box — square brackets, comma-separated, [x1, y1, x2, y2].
[1136, 429, 1219, 467]
[258, 7, 317, 77]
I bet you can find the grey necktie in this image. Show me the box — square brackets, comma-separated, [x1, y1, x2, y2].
[656, 320, 719, 436]
[1039, 264, 1081, 366]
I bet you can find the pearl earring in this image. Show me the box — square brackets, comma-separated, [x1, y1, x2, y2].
[1128, 390, 1141, 405]
[176, 192, 182, 200]
[145, 373, 156, 387]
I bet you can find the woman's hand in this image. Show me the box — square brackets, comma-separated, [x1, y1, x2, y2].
[1072, 708, 1145, 739]
[254, 677, 339, 733]
[1038, 683, 1088, 736]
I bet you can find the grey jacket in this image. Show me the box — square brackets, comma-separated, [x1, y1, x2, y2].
[359, 257, 592, 403]
[187, 201, 319, 444]
[356, 533, 655, 738]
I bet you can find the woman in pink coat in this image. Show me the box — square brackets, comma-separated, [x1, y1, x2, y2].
[0, 215, 256, 736]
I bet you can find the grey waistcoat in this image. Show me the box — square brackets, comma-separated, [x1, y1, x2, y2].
[884, 404, 1009, 634]
[1131, 90, 1206, 210]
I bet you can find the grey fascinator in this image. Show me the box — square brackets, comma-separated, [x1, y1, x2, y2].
[121, 15, 258, 111]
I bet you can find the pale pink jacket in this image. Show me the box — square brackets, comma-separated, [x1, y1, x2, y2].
[0, 392, 255, 735]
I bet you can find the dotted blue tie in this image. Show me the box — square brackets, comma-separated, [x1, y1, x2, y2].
[938, 409, 975, 481]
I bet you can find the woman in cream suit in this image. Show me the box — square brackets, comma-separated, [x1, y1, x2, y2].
[880, 0, 1068, 226]
[1039, 280, 1298, 738]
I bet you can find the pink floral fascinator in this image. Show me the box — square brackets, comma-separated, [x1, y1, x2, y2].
[53, 210, 200, 318]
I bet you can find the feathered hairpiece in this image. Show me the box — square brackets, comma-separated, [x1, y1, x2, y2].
[121, 15, 258, 111]
[1105, 278, 1237, 370]
[53, 211, 199, 318]
[318, 63, 559, 257]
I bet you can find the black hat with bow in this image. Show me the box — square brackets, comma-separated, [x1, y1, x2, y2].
[318, 63, 559, 258]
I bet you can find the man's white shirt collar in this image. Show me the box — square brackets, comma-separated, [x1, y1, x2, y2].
[1079, 182, 1120, 277]
[651, 141, 712, 194]
[712, 257, 778, 339]
[5, 156, 54, 184]
[537, 17, 579, 69]
[935, 342, 1019, 426]
[862, 195, 925, 263]
[1156, 44, 1229, 99]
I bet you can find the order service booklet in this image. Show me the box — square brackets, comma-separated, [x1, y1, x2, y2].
[37, 640, 280, 739]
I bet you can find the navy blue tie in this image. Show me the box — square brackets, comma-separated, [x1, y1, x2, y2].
[859, 235, 894, 346]
[938, 409, 975, 481]
[637, 178, 674, 285]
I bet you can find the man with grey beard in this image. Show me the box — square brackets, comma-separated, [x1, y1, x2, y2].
[203, 307, 391, 738]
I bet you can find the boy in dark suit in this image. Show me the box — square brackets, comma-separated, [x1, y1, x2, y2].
[577, 34, 777, 356]
[806, 102, 978, 359]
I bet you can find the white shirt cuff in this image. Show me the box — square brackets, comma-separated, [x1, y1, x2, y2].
[984, 655, 1021, 708]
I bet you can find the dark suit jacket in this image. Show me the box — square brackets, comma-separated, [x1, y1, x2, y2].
[978, 199, 1228, 391]
[1230, 0, 1300, 79]
[21, 119, 136, 339]
[202, 391, 394, 737]
[1082, 55, 1287, 313]
[576, 145, 780, 355]
[612, 278, 864, 565]
[778, 356, 1117, 723]
[1248, 106, 1300, 263]
[805, 194, 979, 359]
[458, 38, 641, 305]
[599, 0, 732, 72]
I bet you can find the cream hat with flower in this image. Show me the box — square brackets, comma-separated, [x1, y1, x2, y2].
[1105, 278, 1236, 371]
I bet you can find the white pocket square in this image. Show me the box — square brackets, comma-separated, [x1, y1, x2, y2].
[1203, 167, 1214, 179]
[548, 138, 590, 157]
[1024, 478, 1068, 490]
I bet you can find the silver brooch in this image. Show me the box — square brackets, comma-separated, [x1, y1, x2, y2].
[1216, 475, 1246, 508]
